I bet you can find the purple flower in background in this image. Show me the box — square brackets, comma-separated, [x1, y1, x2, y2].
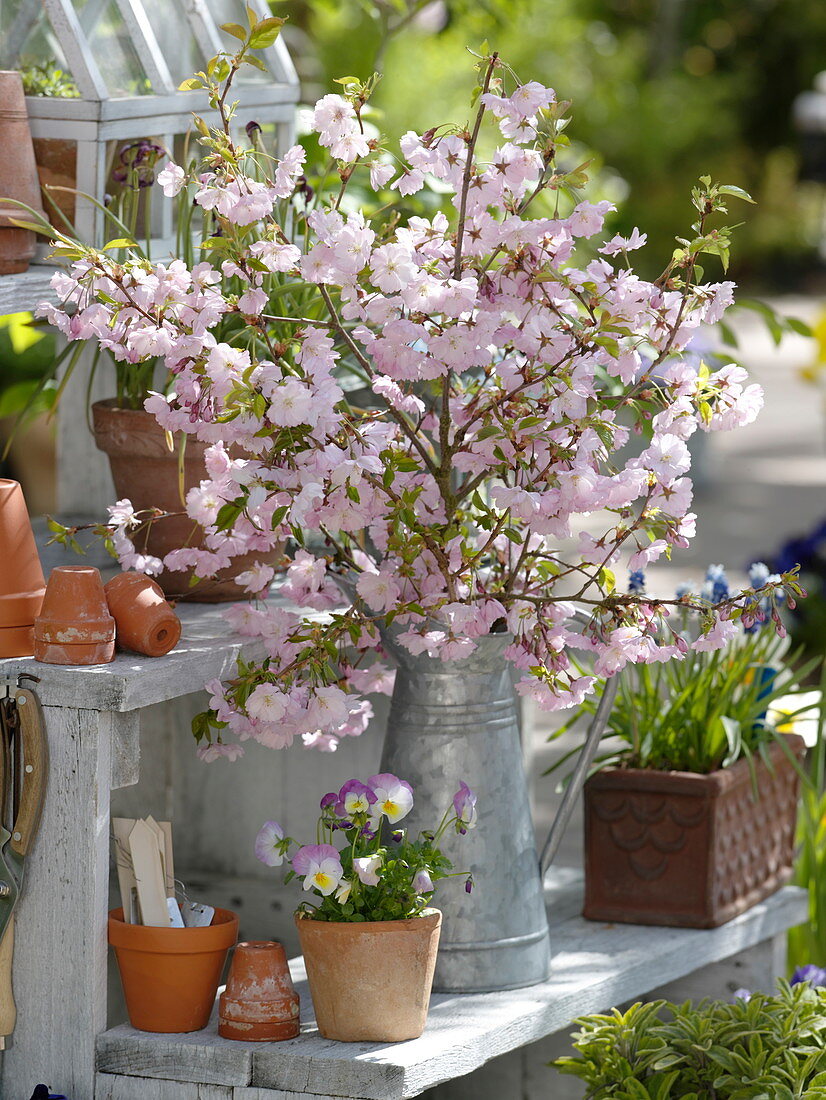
[254, 820, 285, 867]
[320, 791, 337, 810]
[412, 868, 434, 894]
[628, 569, 646, 595]
[336, 778, 377, 820]
[791, 964, 826, 988]
[453, 782, 478, 834]
[465, 875, 474, 894]
[732, 988, 751, 1002]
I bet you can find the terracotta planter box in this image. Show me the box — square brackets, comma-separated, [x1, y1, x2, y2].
[583, 735, 806, 928]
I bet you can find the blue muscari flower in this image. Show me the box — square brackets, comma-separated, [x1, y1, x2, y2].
[628, 569, 646, 594]
[749, 561, 771, 588]
[703, 563, 729, 603]
[675, 581, 694, 599]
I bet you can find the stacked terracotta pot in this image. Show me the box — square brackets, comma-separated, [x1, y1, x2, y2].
[0, 71, 46, 274]
[0, 479, 46, 658]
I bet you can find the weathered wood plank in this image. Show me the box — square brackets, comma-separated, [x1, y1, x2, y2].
[0, 265, 56, 315]
[0, 594, 319, 711]
[0, 707, 112, 1100]
[96, 883, 807, 1100]
[111, 711, 141, 790]
[95, 1074, 232, 1099]
[96, 1014, 254, 1087]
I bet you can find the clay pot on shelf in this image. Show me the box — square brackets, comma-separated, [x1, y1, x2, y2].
[91, 400, 281, 602]
[583, 734, 807, 929]
[104, 571, 181, 657]
[34, 566, 115, 665]
[296, 909, 441, 1042]
[0, 71, 46, 274]
[32, 136, 76, 234]
[109, 907, 238, 1033]
[219, 940, 300, 1042]
[0, 478, 46, 658]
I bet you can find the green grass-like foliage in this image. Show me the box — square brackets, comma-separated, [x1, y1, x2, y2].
[552, 983, 826, 1099]
[552, 627, 817, 777]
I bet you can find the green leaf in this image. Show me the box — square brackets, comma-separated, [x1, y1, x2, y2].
[102, 237, 136, 251]
[249, 16, 285, 48]
[178, 77, 203, 91]
[718, 184, 756, 204]
[220, 21, 247, 41]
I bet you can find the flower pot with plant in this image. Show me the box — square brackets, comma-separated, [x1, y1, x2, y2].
[555, 563, 815, 929]
[39, 22, 802, 987]
[256, 773, 474, 1041]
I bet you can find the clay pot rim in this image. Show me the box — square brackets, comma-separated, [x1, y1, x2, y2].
[108, 907, 239, 950]
[585, 733, 806, 795]
[295, 908, 441, 933]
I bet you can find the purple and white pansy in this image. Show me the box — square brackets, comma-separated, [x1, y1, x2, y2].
[255, 775, 477, 920]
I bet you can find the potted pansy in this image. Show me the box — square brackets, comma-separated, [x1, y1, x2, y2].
[39, 20, 802, 990]
[554, 563, 816, 928]
[255, 773, 476, 1041]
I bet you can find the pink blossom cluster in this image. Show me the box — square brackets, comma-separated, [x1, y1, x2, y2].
[41, 60, 773, 759]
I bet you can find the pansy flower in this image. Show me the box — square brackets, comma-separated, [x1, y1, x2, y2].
[292, 844, 343, 896]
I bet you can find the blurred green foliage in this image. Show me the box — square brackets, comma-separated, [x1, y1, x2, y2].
[280, 0, 826, 284]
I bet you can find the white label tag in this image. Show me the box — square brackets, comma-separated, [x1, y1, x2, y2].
[182, 902, 215, 928]
[167, 897, 185, 928]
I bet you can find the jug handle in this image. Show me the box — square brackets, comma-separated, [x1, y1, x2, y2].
[538, 673, 618, 878]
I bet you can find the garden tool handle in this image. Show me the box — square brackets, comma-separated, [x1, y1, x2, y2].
[0, 918, 16, 1045]
[539, 673, 619, 878]
[11, 688, 48, 859]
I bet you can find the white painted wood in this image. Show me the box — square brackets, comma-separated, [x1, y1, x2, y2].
[56, 343, 116, 515]
[111, 712, 141, 790]
[95, 883, 807, 1100]
[0, 707, 117, 1100]
[0, 266, 57, 315]
[0, 593, 297, 712]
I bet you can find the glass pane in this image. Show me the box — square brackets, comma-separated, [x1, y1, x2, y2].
[74, 0, 152, 96]
[140, 0, 207, 86]
[0, 0, 77, 94]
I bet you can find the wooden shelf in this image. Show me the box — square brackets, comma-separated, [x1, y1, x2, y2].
[95, 877, 807, 1100]
[0, 265, 57, 315]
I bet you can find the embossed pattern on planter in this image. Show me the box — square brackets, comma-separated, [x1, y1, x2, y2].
[584, 736, 805, 928]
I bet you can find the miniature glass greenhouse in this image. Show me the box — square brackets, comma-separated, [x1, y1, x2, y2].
[0, 0, 299, 246]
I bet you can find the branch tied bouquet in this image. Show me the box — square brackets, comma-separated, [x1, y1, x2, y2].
[38, 16, 804, 761]
[255, 773, 476, 921]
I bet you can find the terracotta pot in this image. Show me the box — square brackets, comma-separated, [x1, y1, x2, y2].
[109, 907, 238, 1033]
[0, 72, 46, 274]
[296, 909, 441, 1042]
[583, 734, 807, 928]
[104, 571, 181, 657]
[219, 940, 300, 1041]
[34, 566, 115, 665]
[91, 399, 281, 602]
[0, 479, 46, 658]
[32, 136, 76, 233]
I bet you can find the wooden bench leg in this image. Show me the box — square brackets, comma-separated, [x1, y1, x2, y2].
[1, 707, 139, 1100]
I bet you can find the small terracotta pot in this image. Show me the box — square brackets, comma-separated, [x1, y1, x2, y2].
[219, 940, 300, 1041]
[296, 909, 441, 1042]
[109, 907, 238, 1033]
[34, 566, 115, 665]
[91, 400, 282, 602]
[0, 72, 46, 274]
[104, 571, 182, 657]
[583, 734, 807, 928]
[0, 479, 46, 658]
